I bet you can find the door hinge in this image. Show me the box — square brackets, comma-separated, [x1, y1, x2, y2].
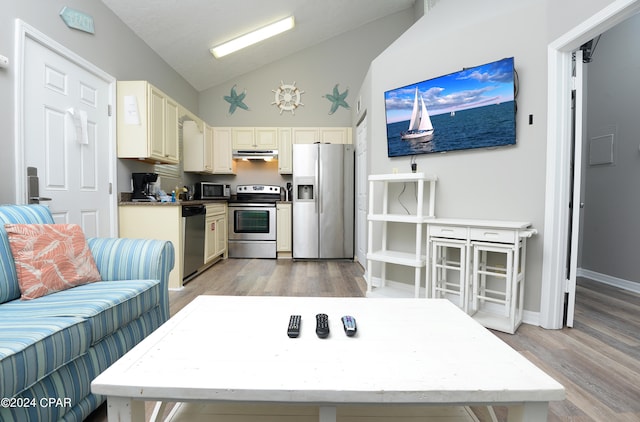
[107, 104, 112, 117]
[571, 76, 577, 91]
[565, 277, 575, 293]
[108, 182, 113, 194]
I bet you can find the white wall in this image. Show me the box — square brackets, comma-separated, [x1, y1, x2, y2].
[0, 0, 199, 203]
[198, 9, 415, 128]
[358, 0, 620, 315]
[581, 13, 640, 285]
[196, 9, 415, 189]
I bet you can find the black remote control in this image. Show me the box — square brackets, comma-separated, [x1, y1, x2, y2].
[315, 313, 330, 338]
[341, 315, 357, 337]
[287, 315, 301, 338]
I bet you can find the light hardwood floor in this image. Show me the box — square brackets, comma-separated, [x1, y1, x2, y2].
[86, 259, 640, 421]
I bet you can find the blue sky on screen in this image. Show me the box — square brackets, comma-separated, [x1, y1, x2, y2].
[385, 57, 515, 123]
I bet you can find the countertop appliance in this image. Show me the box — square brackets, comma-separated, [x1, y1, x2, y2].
[293, 144, 354, 259]
[131, 172, 158, 202]
[194, 182, 230, 200]
[182, 204, 206, 281]
[228, 185, 281, 259]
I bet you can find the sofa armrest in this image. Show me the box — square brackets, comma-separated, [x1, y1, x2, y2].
[87, 237, 175, 322]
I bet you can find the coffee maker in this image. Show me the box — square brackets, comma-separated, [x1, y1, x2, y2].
[131, 173, 158, 201]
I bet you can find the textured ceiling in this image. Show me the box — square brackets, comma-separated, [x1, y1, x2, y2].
[101, 0, 416, 91]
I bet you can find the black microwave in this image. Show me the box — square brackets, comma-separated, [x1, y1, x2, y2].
[194, 182, 230, 199]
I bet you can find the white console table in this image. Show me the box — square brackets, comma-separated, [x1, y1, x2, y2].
[427, 219, 536, 334]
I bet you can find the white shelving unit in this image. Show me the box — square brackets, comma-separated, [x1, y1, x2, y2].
[366, 173, 437, 298]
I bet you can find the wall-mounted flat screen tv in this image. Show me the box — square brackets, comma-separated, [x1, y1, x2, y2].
[384, 57, 516, 157]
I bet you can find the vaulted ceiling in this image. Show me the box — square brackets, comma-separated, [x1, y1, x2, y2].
[101, 0, 416, 91]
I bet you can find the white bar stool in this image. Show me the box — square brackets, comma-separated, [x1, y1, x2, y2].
[471, 240, 524, 333]
[430, 237, 469, 312]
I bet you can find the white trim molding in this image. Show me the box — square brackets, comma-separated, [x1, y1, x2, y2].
[578, 269, 640, 295]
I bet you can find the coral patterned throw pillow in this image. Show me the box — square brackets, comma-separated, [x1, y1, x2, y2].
[4, 224, 102, 300]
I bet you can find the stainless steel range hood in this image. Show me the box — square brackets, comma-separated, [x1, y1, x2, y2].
[232, 150, 278, 160]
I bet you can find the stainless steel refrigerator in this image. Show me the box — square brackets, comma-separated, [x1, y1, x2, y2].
[293, 143, 354, 259]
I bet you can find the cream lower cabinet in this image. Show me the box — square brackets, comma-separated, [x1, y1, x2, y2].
[119, 205, 183, 289]
[276, 203, 292, 256]
[205, 203, 228, 263]
[117, 81, 179, 164]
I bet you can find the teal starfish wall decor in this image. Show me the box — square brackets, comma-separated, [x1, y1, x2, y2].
[224, 85, 249, 115]
[323, 84, 350, 115]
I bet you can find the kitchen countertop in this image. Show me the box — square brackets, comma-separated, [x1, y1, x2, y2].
[119, 199, 228, 206]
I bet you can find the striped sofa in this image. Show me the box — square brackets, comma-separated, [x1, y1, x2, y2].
[0, 205, 174, 421]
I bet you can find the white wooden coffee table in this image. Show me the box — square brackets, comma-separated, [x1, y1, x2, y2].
[91, 296, 564, 422]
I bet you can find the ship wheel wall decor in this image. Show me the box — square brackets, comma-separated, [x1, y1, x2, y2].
[272, 81, 304, 114]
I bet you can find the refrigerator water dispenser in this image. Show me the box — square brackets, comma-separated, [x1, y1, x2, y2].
[298, 185, 314, 200]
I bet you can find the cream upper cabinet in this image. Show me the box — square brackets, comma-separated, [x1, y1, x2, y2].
[292, 128, 319, 144]
[212, 127, 236, 174]
[203, 124, 214, 173]
[183, 119, 213, 173]
[292, 127, 352, 144]
[232, 127, 255, 149]
[255, 128, 278, 149]
[320, 127, 352, 144]
[232, 127, 278, 150]
[278, 128, 293, 174]
[117, 81, 180, 164]
[164, 96, 180, 162]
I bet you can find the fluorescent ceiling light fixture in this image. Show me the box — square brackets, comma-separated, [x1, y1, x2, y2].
[210, 16, 295, 58]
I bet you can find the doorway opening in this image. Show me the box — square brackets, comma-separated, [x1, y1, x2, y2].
[541, 0, 640, 329]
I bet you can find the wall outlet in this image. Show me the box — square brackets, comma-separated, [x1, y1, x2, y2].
[392, 168, 398, 174]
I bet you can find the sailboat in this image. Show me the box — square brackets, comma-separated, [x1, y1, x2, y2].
[401, 87, 434, 141]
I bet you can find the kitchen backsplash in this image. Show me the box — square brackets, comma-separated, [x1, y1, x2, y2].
[199, 160, 292, 194]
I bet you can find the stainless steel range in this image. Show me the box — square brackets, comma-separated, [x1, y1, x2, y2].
[228, 185, 281, 259]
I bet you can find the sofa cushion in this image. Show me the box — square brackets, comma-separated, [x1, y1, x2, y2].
[5, 224, 102, 300]
[0, 316, 91, 399]
[0, 205, 55, 305]
[0, 279, 160, 345]
[0, 308, 164, 422]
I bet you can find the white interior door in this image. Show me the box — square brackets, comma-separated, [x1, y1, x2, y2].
[19, 26, 115, 237]
[355, 116, 368, 268]
[566, 50, 586, 327]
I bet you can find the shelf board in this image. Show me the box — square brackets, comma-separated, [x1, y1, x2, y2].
[368, 213, 435, 223]
[368, 172, 438, 182]
[472, 310, 519, 334]
[367, 250, 426, 267]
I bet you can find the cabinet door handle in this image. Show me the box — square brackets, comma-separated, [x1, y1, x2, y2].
[211, 222, 216, 231]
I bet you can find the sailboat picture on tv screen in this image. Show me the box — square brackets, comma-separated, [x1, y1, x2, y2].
[385, 57, 516, 158]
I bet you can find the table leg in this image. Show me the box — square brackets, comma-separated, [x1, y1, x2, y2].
[106, 396, 145, 422]
[319, 406, 337, 422]
[507, 402, 549, 422]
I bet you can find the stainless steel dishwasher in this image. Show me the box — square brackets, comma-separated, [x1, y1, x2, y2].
[182, 205, 206, 281]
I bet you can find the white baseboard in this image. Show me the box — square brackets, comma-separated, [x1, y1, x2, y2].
[577, 268, 640, 294]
